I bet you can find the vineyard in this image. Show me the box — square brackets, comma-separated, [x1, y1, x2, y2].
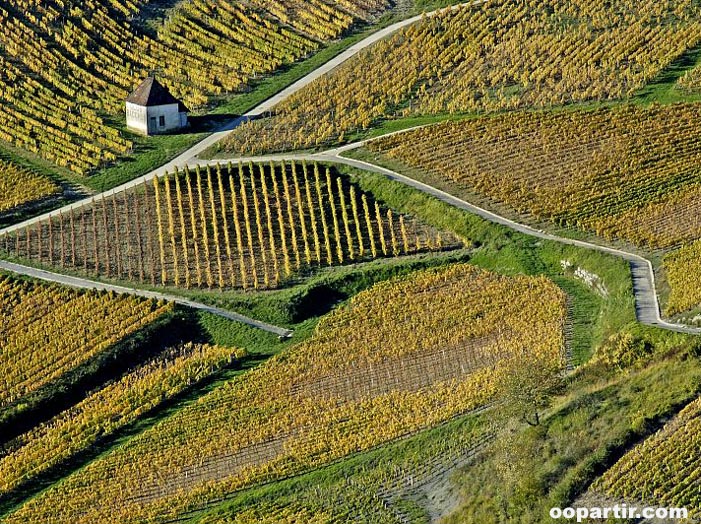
[0, 162, 458, 290]
[0, 160, 60, 215]
[5, 0, 701, 521]
[0, 275, 172, 410]
[4, 264, 567, 524]
[677, 64, 701, 94]
[368, 103, 701, 251]
[0, 0, 389, 174]
[222, 0, 701, 155]
[593, 395, 701, 512]
[0, 343, 245, 497]
[664, 241, 701, 316]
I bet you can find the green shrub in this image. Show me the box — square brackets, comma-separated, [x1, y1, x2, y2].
[592, 332, 653, 370]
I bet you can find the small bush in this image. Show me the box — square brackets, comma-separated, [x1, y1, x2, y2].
[592, 332, 653, 370]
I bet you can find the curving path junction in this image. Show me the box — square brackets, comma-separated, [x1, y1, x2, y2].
[197, 137, 701, 336]
[1, 0, 699, 336]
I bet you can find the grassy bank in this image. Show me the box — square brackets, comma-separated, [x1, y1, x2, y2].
[444, 331, 701, 523]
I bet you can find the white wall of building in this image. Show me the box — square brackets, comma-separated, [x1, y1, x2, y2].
[147, 104, 182, 134]
[126, 102, 148, 135]
[126, 102, 183, 135]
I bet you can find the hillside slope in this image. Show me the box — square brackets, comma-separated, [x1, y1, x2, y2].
[0, 0, 389, 174]
[221, 0, 701, 155]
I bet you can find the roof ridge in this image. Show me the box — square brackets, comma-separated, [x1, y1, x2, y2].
[126, 77, 187, 110]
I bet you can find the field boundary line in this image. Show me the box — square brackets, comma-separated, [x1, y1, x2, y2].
[0, 260, 292, 338]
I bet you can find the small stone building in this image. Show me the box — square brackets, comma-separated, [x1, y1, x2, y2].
[126, 77, 189, 136]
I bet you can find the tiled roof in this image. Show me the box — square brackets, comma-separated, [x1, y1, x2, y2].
[126, 77, 186, 110]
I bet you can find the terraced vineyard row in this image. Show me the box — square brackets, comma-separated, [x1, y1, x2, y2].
[664, 241, 701, 316]
[0, 160, 59, 214]
[0, 275, 172, 410]
[593, 395, 701, 511]
[0, 342, 245, 497]
[369, 103, 701, 316]
[369, 103, 701, 251]
[223, 0, 701, 155]
[0, 0, 389, 173]
[0, 162, 457, 290]
[5, 264, 567, 524]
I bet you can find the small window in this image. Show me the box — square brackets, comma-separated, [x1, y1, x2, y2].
[159, 115, 166, 127]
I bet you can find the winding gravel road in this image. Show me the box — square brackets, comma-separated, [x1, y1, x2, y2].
[0, 260, 292, 338]
[0, 4, 474, 335]
[196, 141, 701, 336]
[1, 0, 699, 336]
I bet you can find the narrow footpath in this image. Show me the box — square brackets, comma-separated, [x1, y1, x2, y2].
[0, 260, 292, 338]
